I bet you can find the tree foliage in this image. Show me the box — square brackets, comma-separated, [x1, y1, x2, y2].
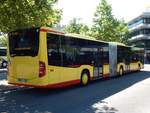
[0, 0, 62, 33]
[0, 35, 7, 47]
[65, 18, 89, 35]
[91, 0, 128, 42]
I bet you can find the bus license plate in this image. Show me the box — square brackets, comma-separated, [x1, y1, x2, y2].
[18, 78, 27, 83]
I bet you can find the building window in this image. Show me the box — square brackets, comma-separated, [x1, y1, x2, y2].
[143, 18, 150, 24]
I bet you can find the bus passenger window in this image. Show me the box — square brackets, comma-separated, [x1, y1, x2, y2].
[47, 34, 61, 66]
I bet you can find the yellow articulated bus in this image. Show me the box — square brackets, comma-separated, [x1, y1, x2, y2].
[7, 27, 144, 88]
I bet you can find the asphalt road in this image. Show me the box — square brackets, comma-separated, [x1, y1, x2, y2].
[0, 65, 150, 113]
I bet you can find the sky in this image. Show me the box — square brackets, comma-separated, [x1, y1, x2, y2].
[56, 0, 150, 26]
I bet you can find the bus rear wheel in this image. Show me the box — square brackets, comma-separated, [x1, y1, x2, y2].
[119, 67, 124, 76]
[80, 71, 89, 86]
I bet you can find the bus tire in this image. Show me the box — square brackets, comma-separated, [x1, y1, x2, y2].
[119, 66, 124, 76]
[80, 70, 90, 86]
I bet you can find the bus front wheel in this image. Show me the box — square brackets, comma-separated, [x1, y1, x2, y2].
[80, 71, 90, 86]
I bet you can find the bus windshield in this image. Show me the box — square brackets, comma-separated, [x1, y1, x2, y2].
[8, 28, 39, 57]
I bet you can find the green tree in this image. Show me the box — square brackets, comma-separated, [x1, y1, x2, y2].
[65, 18, 89, 35]
[91, 0, 128, 42]
[115, 19, 129, 44]
[79, 24, 89, 35]
[0, 34, 7, 47]
[121, 29, 130, 45]
[0, 0, 62, 33]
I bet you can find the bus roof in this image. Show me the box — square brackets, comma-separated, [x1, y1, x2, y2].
[40, 27, 108, 44]
[109, 42, 126, 46]
[65, 33, 108, 43]
[65, 33, 96, 40]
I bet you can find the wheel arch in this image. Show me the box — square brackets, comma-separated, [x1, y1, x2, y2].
[117, 63, 125, 73]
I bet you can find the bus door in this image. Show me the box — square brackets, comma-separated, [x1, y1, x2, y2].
[93, 48, 103, 78]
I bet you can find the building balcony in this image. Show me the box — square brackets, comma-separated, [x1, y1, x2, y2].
[129, 34, 150, 42]
[129, 23, 150, 31]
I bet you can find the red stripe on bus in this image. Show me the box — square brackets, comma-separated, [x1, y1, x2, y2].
[9, 79, 80, 89]
[103, 73, 110, 77]
[40, 28, 64, 35]
[67, 64, 94, 68]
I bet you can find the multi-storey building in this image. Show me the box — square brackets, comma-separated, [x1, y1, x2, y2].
[128, 12, 150, 63]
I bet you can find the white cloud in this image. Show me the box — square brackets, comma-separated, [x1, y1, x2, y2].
[57, 0, 150, 25]
[108, 0, 150, 21]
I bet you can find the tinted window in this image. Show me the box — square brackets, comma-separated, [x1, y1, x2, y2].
[75, 39, 95, 65]
[131, 49, 144, 63]
[47, 34, 109, 67]
[60, 36, 76, 67]
[73, 39, 109, 66]
[8, 28, 39, 57]
[47, 33, 61, 66]
[117, 46, 131, 64]
[102, 46, 109, 64]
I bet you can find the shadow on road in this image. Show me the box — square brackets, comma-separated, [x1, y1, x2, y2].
[0, 70, 150, 113]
